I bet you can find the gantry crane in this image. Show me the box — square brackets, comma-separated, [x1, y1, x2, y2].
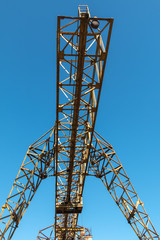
[0, 5, 159, 240]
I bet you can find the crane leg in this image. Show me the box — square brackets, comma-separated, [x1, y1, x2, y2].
[87, 131, 159, 240]
[0, 127, 55, 240]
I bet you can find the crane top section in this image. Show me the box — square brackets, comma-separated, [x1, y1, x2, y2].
[78, 5, 91, 18]
[56, 6, 113, 143]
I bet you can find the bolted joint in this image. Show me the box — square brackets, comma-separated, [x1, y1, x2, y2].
[40, 172, 48, 179]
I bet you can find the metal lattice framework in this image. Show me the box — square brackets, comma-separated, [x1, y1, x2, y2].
[0, 5, 159, 240]
[55, 7, 113, 239]
[87, 131, 159, 239]
[0, 127, 55, 240]
[36, 224, 92, 240]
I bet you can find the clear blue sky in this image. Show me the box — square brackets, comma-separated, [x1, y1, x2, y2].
[0, 0, 160, 239]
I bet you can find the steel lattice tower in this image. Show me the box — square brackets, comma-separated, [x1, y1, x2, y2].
[0, 5, 159, 240]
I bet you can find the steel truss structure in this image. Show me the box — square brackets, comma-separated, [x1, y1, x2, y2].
[87, 131, 159, 239]
[37, 224, 92, 240]
[0, 5, 159, 240]
[0, 128, 55, 240]
[55, 6, 113, 240]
